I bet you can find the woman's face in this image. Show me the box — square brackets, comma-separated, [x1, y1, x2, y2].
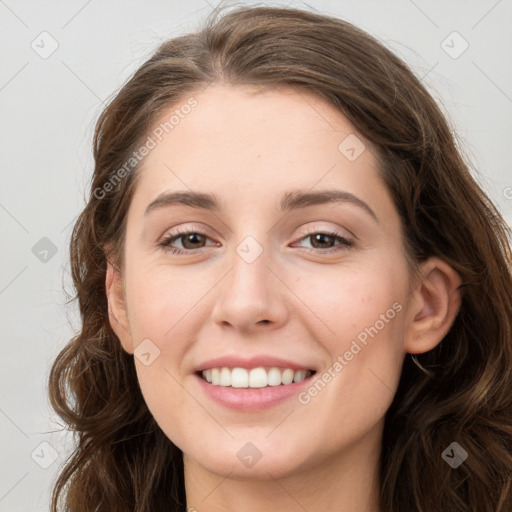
[111, 84, 417, 479]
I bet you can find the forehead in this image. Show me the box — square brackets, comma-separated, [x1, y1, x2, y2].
[129, 84, 392, 218]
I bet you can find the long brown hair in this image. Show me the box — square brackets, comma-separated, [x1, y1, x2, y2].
[48, 5, 512, 511]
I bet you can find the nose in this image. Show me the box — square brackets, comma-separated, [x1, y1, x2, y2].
[211, 238, 289, 333]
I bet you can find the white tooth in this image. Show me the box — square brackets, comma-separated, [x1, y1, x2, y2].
[204, 369, 212, 383]
[231, 367, 249, 388]
[211, 368, 220, 385]
[281, 368, 294, 385]
[249, 367, 267, 388]
[219, 367, 231, 386]
[293, 370, 307, 383]
[267, 367, 282, 386]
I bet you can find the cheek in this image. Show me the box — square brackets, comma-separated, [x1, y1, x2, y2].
[291, 263, 407, 418]
[124, 259, 208, 341]
[292, 261, 406, 346]
[122, 261, 198, 413]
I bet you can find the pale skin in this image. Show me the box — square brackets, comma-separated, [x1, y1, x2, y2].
[106, 84, 462, 512]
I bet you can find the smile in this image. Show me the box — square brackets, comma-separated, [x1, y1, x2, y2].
[200, 367, 316, 388]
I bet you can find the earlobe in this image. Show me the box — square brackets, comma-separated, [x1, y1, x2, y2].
[105, 256, 134, 354]
[405, 257, 462, 354]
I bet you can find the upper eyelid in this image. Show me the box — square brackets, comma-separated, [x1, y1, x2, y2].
[299, 225, 354, 239]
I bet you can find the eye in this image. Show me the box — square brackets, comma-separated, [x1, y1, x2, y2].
[292, 228, 354, 254]
[159, 228, 217, 255]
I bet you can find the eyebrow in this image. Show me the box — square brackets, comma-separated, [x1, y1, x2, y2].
[145, 189, 378, 223]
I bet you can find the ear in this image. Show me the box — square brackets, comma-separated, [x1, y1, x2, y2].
[404, 257, 462, 354]
[105, 254, 134, 354]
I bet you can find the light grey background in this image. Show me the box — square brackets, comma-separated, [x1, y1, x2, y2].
[0, 0, 511, 510]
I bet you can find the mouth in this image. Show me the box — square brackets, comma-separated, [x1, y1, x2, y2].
[196, 366, 317, 388]
[193, 356, 319, 410]
[195, 366, 317, 410]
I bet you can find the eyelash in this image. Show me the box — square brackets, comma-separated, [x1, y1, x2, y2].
[159, 227, 354, 255]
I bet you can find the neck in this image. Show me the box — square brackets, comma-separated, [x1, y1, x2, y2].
[183, 420, 383, 512]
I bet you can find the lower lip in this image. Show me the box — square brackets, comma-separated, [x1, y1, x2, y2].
[194, 373, 315, 411]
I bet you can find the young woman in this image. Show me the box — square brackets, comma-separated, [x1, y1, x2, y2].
[48, 5, 512, 512]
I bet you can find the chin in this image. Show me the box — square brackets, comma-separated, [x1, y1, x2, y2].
[186, 436, 313, 480]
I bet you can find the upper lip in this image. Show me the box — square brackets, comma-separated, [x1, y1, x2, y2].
[195, 355, 316, 372]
